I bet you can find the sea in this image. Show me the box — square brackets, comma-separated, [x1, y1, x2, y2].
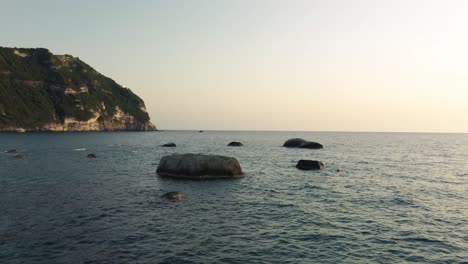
[0, 131, 467, 263]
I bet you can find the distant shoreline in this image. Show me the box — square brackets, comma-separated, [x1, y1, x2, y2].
[0, 129, 466, 134]
[0, 129, 159, 133]
[150, 129, 468, 134]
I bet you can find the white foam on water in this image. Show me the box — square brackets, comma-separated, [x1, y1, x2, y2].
[73, 148, 87, 151]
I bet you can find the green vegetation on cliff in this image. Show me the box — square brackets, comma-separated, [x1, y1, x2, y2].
[0, 47, 155, 130]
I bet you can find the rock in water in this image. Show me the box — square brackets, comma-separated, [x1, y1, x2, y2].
[87, 154, 97, 158]
[156, 153, 244, 179]
[13, 154, 24, 159]
[162, 192, 184, 200]
[227, 142, 243, 147]
[299, 141, 323, 149]
[296, 160, 324, 170]
[283, 138, 323, 149]
[162, 142, 176, 147]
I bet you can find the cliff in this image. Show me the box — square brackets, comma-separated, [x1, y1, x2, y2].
[0, 47, 156, 132]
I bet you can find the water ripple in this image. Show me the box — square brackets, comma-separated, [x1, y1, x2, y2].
[0, 131, 467, 263]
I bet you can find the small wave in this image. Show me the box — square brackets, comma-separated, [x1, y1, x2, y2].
[86, 213, 109, 222]
[400, 237, 443, 243]
[367, 237, 397, 245]
[303, 184, 325, 190]
[405, 255, 430, 263]
[274, 203, 296, 208]
[390, 197, 415, 206]
[73, 148, 87, 151]
[42, 241, 56, 246]
[242, 201, 296, 208]
[294, 233, 345, 242]
[398, 236, 459, 252]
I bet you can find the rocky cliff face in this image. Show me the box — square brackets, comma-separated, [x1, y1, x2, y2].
[0, 47, 156, 132]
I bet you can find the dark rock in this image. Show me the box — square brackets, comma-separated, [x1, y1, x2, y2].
[296, 160, 324, 170]
[156, 153, 244, 179]
[5, 149, 16, 153]
[87, 154, 97, 158]
[199, 130, 204, 133]
[13, 154, 24, 159]
[162, 142, 176, 147]
[299, 141, 323, 149]
[283, 138, 323, 149]
[227, 142, 243, 147]
[162, 192, 184, 200]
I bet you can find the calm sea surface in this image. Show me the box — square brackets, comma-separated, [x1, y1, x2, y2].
[0, 131, 467, 263]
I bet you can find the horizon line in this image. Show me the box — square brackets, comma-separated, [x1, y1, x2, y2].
[157, 129, 468, 134]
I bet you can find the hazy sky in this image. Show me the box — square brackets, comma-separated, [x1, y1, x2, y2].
[2, 0, 468, 132]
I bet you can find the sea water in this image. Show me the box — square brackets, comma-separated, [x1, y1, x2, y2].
[0, 131, 467, 263]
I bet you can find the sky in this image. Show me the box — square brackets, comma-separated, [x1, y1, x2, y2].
[2, 0, 468, 132]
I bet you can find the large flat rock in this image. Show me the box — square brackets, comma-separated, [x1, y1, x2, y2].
[156, 153, 244, 180]
[283, 138, 323, 149]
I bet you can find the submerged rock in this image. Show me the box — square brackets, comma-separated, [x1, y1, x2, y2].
[227, 142, 243, 147]
[283, 138, 323, 149]
[296, 160, 324, 170]
[162, 192, 184, 200]
[156, 153, 244, 179]
[13, 154, 24, 159]
[162, 142, 176, 147]
[87, 153, 97, 158]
